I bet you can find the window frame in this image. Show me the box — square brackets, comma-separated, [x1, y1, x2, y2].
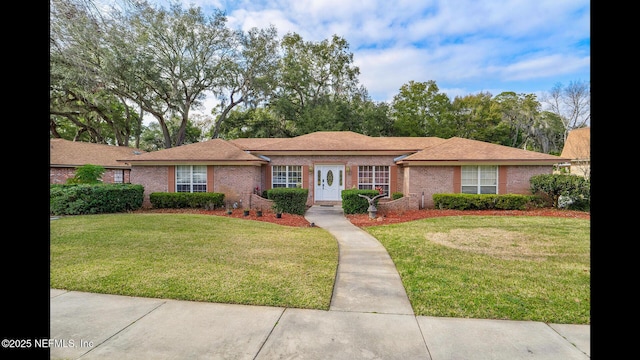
[272, 165, 303, 188]
[176, 165, 207, 193]
[461, 165, 498, 194]
[357, 165, 390, 197]
[113, 170, 124, 184]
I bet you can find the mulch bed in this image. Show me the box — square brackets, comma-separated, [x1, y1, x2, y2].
[134, 207, 589, 228]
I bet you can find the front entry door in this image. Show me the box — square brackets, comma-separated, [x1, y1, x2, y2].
[315, 165, 344, 201]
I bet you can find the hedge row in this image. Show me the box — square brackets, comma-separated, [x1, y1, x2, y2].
[149, 192, 225, 210]
[50, 184, 144, 215]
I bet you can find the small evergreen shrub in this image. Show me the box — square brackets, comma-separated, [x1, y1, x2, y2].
[341, 189, 380, 214]
[149, 192, 225, 209]
[433, 193, 533, 210]
[266, 188, 308, 215]
[530, 174, 590, 210]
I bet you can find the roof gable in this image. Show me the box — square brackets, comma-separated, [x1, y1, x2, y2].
[50, 138, 145, 168]
[560, 127, 590, 160]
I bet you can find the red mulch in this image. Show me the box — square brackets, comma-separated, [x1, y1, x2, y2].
[135, 207, 589, 228]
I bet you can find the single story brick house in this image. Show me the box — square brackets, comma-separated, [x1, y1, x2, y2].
[119, 131, 568, 210]
[50, 138, 146, 184]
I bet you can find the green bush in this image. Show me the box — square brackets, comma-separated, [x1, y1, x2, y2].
[391, 192, 403, 200]
[341, 189, 380, 214]
[66, 164, 105, 184]
[433, 193, 533, 210]
[149, 192, 225, 210]
[50, 184, 144, 215]
[530, 174, 590, 210]
[266, 188, 308, 215]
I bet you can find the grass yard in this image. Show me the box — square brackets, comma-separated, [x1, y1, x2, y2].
[50, 212, 589, 324]
[50, 213, 338, 309]
[366, 215, 590, 324]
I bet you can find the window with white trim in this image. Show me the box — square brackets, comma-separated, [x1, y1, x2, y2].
[461, 165, 497, 194]
[272, 165, 302, 188]
[358, 166, 390, 197]
[113, 170, 124, 184]
[176, 165, 207, 192]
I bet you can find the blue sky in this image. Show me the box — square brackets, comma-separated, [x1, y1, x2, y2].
[148, 0, 590, 113]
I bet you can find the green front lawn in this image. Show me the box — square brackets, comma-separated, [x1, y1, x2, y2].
[50, 213, 589, 324]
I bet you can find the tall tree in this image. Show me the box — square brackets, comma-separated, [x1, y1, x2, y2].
[542, 80, 590, 142]
[390, 80, 452, 137]
[530, 111, 565, 154]
[50, 0, 141, 146]
[112, 2, 233, 147]
[210, 25, 281, 138]
[450, 92, 507, 143]
[492, 92, 541, 149]
[271, 33, 361, 136]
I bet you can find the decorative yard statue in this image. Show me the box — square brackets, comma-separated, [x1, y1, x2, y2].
[358, 193, 387, 219]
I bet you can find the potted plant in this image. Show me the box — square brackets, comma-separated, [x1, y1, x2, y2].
[273, 203, 284, 218]
[243, 208, 250, 216]
[256, 208, 263, 217]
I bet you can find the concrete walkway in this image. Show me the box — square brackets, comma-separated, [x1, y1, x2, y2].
[304, 204, 413, 314]
[49, 205, 590, 359]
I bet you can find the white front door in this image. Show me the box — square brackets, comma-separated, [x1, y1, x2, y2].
[315, 165, 344, 201]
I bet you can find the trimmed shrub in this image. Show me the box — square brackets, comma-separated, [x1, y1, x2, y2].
[433, 193, 533, 210]
[266, 188, 308, 215]
[50, 184, 144, 215]
[341, 189, 380, 214]
[149, 192, 225, 210]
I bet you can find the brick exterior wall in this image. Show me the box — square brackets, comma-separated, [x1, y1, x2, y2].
[399, 165, 552, 210]
[130, 166, 169, 208]
[50, 167, 131, 185]
[268, 155, 403, 206]
[504, 165, 552, 194]
[404, 166, 456, 209]
[377, 196, 413, 214]
[50, 168, 76, 184]
[213, 166, 262, 209]
[128, 161, 555, 211]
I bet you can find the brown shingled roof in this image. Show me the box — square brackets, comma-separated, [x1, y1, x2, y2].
[560, 127, 590, 160]
[243, 131, 445, 152]
[108, 131, 566, 166]
[228, 137, 289, 150]
[400, 137, 567, 163]
[50, 138, 145, 168]
[249, 131, 377, 151]
[119, 139, 265, 163]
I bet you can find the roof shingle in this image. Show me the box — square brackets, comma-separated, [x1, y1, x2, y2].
[119, 139, 264, 162]
[401, 137, 567, 162]
[50, 138, 146, 168]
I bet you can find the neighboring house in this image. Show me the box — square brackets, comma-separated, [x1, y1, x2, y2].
[50, 138, 146, 184]
[119, 131, 568, 210]
[559, 127, 590, 178]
